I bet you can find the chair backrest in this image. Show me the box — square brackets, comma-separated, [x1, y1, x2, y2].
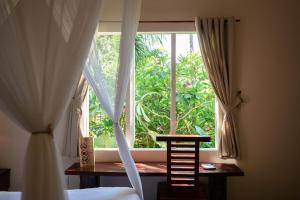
[156, 135, 210, 190]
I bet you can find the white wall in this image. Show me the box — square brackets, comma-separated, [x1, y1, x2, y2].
[0, 112, 29, 190]
[1, 0, 300, 199]
[99, 1, 300, 198]
[140, 0, 300, 199]
[0, 111, 73, 190]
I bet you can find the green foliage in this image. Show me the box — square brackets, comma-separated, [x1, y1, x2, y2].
[88, 33, 125, 148]
[134, 34, 215, 148]
[134, 34, 170, 148]
[175, 53, 215, 147]
[89, 87, 116, 148]
[89, 33, 215, 148]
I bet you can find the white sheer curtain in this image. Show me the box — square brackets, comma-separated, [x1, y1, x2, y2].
[84, 0, 143, 199]
[0, 1, 102, 200]
[63, 75, 89, 158]
[195, 17, 242, 158]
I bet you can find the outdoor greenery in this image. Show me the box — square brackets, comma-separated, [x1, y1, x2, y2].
[88, 33, 123, 148]
[89, 33, 215, 148]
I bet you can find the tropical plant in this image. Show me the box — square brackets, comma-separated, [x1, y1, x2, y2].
[89, 33, 215, 148]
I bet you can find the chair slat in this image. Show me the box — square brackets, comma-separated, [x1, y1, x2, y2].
[171, 173, 195, 178]
[171, 161, 195, 166]
[170, 143, 196, 148]
[171, 150, 196, 154]
[170, 185, 196, 189]
[171, 155, 195, 160]
[170, 179, 195, 184]
[171, 167, 195, 171]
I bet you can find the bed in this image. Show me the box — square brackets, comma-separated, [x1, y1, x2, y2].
[0, 187, 140, 200]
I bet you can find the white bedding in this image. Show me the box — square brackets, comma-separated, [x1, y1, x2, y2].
[0, 187, 140, 200]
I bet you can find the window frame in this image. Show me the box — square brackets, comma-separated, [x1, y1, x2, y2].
[94, 147, 218, 162]
[90, 31, 218, 160]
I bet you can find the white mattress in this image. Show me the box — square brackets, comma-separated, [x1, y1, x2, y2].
[0, 187, 140, 200]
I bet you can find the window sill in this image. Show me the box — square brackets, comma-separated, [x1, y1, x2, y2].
[94, 148, 219, 163]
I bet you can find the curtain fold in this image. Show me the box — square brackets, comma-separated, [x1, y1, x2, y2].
[63, 75, 89, 158]
[0, 0, 102, 200]
[195, 17, 241, 159]
[84, 0, 143, 199]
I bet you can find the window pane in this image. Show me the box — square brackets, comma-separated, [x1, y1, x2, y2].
[89, 33, 125, 148]
[89, 85, 126, 148]
[175, 33, 215, 148]
[89, 87, 115, 148]
[135, 33, 171, 148]
[88, 32, 216, 149]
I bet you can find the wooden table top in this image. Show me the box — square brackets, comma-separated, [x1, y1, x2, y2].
[65, 162, 244, 177]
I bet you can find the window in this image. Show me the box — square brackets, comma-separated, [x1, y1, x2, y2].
[88, 32, 216, 149]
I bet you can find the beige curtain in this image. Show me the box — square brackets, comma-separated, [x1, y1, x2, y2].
[63, 75, 89, 158]
[195, 17, 242, 158]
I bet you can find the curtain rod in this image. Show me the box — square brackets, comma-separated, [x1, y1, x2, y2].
[100, 19, 240, 23]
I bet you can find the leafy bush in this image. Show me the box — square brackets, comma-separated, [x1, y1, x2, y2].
[89, 33, 215, 148]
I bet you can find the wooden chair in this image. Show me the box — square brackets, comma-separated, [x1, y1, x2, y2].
[156, 135, 210, 200]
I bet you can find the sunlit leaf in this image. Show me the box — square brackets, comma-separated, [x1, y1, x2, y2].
[195, 125, 207, 136]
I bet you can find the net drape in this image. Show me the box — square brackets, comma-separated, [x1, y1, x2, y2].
[0, 0, 102, 199]
[63, 75, 89, 158]
[84, 0, 143, 199]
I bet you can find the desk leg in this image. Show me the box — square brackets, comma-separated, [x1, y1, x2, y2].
[208, 176, 227, 200]
[80, 175, 100, 189]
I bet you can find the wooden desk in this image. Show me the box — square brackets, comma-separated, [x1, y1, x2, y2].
[65, 162, 244, 200]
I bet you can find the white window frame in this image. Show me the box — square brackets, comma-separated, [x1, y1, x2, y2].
[93, 31, 218, 162]
[170, 33, 177, 134]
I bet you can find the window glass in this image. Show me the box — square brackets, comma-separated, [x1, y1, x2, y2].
[175, 34, 215, 148]
[135, 33, 171, 148]
[88, 32, 215, 149]
[88, 33, 124, 148]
